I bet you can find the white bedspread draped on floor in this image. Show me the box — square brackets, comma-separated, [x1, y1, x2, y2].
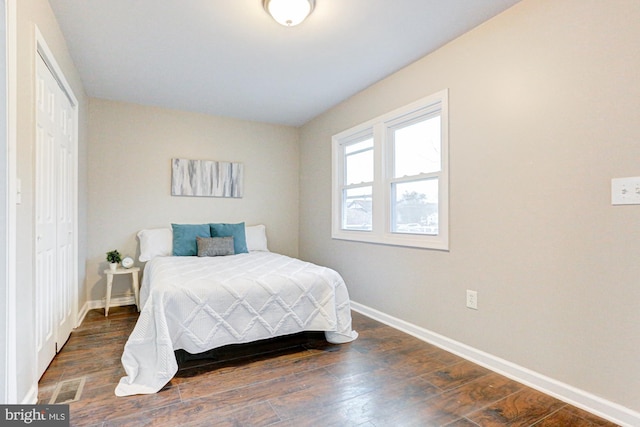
[115, 252, 358, 396]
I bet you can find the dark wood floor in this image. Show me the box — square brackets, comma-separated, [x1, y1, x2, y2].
[38, 305, 618, 427]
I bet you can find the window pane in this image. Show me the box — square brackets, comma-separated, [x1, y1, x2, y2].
[345, 138, 373, 185]
[345, 138, 372, 154]
[346, 150, 373, 185]
[343, 187, 372, 231]
[392, 179, 438, 235]
[394, 115, 441, 178]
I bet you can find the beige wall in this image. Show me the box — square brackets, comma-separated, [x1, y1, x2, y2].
[9, 0, 638, 416]
[14, 0, 88, 403]
[86, 99, 299, 301]
[299, 0, 640, 415]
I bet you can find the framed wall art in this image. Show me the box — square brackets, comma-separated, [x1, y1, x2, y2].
[171, 158, 244, 198]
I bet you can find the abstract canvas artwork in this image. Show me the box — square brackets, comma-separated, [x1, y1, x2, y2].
[171, 158, 244, 198]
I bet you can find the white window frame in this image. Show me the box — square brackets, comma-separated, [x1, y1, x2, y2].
[332, 89, 449, 250]
[338, 128, 375, 232]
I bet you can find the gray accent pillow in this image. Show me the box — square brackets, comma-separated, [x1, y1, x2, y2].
[196, 236, 235, 257]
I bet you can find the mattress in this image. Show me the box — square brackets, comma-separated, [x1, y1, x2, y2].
[115, 252, 358, 396]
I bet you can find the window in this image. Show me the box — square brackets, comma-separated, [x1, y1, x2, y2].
[332, 90, 448, 250]
[342, 133, 373, 231]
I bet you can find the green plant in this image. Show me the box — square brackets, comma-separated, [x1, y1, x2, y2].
[106, 250, 122, 264]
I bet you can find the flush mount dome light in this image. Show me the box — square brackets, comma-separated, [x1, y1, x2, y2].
[263, 0, 315, 27]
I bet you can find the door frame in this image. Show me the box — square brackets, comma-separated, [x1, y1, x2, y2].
[2, 0, 17, 404]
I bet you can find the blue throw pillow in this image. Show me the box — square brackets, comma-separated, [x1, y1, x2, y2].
[209, 222, 248, 254]
[172, 224, 211, 256]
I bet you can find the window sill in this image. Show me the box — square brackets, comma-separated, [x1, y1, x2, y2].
[331, 230, 449, 251]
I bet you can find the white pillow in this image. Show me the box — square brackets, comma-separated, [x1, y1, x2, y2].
[137, 228, 173, 262]
[245, 224, 269, 252]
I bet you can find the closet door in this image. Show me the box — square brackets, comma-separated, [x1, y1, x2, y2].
[55, 79, 74, 351]
[35, 53, 74, 378]
[35, 53, 57, 377]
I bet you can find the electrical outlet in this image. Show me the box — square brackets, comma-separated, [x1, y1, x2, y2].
[612, 177, 640, 205]
[466, 290, 478, 310]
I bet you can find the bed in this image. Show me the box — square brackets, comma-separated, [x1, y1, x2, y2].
[115, 224, 358, 396]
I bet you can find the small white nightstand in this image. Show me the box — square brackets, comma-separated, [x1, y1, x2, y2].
[104, 267, 141, 316]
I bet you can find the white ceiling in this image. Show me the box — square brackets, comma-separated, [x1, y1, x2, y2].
[48, 0, 521, 126]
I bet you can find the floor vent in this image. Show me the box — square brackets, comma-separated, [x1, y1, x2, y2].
[49, 377, 86, 404]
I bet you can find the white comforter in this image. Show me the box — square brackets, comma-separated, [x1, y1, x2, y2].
[115, 252, 358, 396]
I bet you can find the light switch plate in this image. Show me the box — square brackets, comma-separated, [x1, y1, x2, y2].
[611, 177, 640, 205]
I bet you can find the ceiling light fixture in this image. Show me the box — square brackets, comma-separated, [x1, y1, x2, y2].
[263, 0, 315, 27]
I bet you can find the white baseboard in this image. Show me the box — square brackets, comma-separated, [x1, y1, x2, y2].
[76, 295, 136, 327]
[21, 383, 37, 404]
[350, 301, 639, 427]
[76, 301, 90, 327]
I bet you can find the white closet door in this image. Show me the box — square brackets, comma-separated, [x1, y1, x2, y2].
[55, 82, 74, 350]
[35, 54, 74, 378]
[35, 54, 57, 377]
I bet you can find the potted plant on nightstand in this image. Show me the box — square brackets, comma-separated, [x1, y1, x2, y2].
[106, 250, 122, 271]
